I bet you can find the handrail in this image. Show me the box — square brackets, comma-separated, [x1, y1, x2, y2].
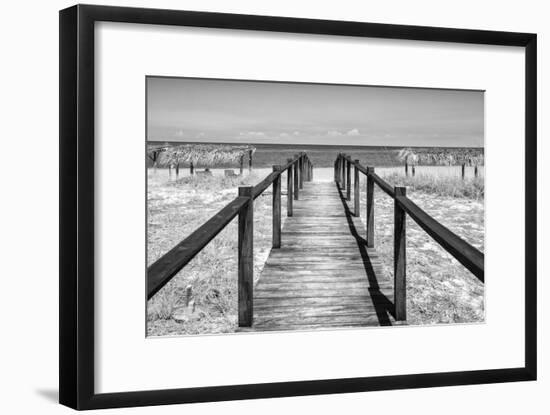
[334, 153, 484, 320]
[147, 152, 313, 326]
[396, 196, 484, 281]
[371, 173, 395, 198]
[148, 196, 249, 299]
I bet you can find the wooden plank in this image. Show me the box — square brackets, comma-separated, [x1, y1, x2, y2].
[250, 180, 395, 331]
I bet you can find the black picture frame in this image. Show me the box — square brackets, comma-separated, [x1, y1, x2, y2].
[59, 4, 537, 410]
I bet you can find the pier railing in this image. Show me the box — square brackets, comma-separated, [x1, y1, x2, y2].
[147, 152, 314, 327]
[335, 153, 484, 321]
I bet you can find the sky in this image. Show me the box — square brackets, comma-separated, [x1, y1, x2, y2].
[147, 77, 484, 148]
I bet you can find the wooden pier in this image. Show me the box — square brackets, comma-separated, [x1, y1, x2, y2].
[148, 152, 484, 332]
[253, 181, 395, 331]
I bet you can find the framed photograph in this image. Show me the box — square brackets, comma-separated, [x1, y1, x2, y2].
[59, 4, 537, 410]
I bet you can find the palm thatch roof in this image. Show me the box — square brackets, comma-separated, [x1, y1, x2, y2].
[397, 148, 484, 166]
[148, 144, 256, 167]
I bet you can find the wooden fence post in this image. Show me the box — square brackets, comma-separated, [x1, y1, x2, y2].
[175, 162, 179, 178]
[394, 186, 407, 321]
[249, 149, 253, 172]
[272, 165, 282, 248]
[190, 161, 194, 176]
[341, 156, 346, 190]
[412, 165, 415, 177]
[310, 163, 314, 181]
[293, 154, 299, 200]
[366, 167, 375, 248]
[461, 163, 466, 179]
[238, 186, 254, 327]
[346, 159, 351, 201]
[405, 162, 408, 177]
[299, 155, 304, 189]
[287, 159, 293, 216]
[474, 165, 478, 178]
[240, 155, 244, 175]
[354, 160, 360, 217]
[337, 155, 342, 184]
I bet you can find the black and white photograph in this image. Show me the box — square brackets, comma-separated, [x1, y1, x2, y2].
[146, 77, 485, 336]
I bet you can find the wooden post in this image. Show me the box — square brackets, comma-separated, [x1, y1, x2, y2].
[190, 161, 194, 176]
[168, 164, 172, 177]
[405, 162, 409, 177]
[248, 149, 253, 172]
[354, 160, 360, 217]
[334, 160, 337, 182]
[175, 162, 179, 178]
[240, 155, 244, 175]
[412, 165, 415, 177]
[310, 163, 314, 181]
[299, 156, 304, 189]
[272, 165, 282, 248]
[341, 156, 346, 190]
[366, 167, 375, 248]
[346, 159, 351, 201]
[394, 186, 407, 321]
[341, 157, 346, 186]
[287, 159, 293, 216]
[238, 186, 254, 327]
[337, 154, 342, 184]
[461, 163, 466, 179]
[474, 165, 478, 178]
[293, 154, 299, 200]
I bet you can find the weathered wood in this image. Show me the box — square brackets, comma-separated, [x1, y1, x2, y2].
[248, 149, 253, 172]
[394, 186, 407, 321]
[147, 196, 249, 299]
[354, 160, 360, 217]
[298, 155, 304, 189]
[190, 161, 194, 175]
[366, 167, 375, 248]
[412, 165, 415, 177]
[272, 165, 282, 248]
[251, 181, 396, 330]
[239, 155, 244, 175]
[294, 154, 300, 200]
[287, 159, 293, 216]
[405, 162, 409, 177]
[346, 159, 351, 200]
[238, 186, 254, 327]
[342, 156, 346, 190]
[371, 173, 395, 197]
[396, 194, 484, 281]
[461, 163, 465, 179]
[175, 162, 179, 178]
[475, 165, 479, 178]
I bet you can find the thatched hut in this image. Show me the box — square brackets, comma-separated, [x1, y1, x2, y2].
[148, 143, 256, 176]
[397, 147, 484, 177]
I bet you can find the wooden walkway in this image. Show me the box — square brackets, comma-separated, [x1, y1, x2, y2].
[252, 181, 396, 331]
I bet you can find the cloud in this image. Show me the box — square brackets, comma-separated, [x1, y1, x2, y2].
[239, 131, 266, 138]
[196, 132, 205, 138]
[279, 132, 290, 138]
[347, 128, 360, 136]
[175, 130, 185, 137]
[293, 131, 300, 136]
[327, 130, 343, 136]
